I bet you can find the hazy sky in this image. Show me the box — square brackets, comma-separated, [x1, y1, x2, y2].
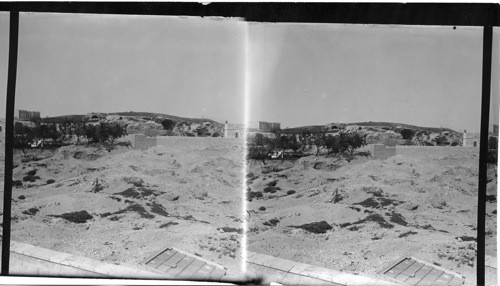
[0, 12, 246, 123]
[249, 23, 499, 132]
[0, 13, 498, 132]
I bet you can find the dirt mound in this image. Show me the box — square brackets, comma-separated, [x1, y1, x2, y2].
[291, 156, 347, 172]
[52, 145, 107, 161]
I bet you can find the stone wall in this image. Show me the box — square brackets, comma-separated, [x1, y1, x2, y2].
[131, 134, 243, 150]
[372, 144, 397, 160]
[130, 134, 157, 150]
[224, 123, 245, 138]
[18, 109, 41, 121]
[463, 132, 480, 147]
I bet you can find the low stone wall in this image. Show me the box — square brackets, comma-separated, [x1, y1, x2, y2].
[396, 145, 479, 159]
[130, 134, 243, 150]
[372, 144, 397, 160]
[130, 134, 157, 150]
[369, 145, 479, 161]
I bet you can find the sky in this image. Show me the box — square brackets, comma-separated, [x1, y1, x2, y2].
[0, 13, 498, 132]
[249, 23, 500, 132]
[0, 12, 246, 123]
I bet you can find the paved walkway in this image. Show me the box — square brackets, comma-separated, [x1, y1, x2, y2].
[245, 251, 398, 285]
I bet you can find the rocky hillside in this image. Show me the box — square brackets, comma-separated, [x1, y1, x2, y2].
[288, 122, 463, 146]
[43, 112, 224, 137]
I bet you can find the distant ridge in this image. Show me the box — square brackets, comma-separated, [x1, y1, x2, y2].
[285, 121, 460, 134]
[41, 111, 221, 124]
[348, 122, 459, 133]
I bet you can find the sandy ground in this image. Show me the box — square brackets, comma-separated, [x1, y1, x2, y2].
[1, 138, 245, 279]
[247, 146, 496, 285]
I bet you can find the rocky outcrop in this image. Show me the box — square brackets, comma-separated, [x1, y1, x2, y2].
[327, 122, 463, 146]
[104, 113, 224, 137]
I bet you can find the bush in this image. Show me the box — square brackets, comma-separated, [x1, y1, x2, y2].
[160, 119, 176, 130]
[46, 179, 55, 184]
[52, 210, 93, 223]
[22, 175, 37, 182]
[487, 149, 497, 164]
[400, 129, 415, 140]
[489, 136, 498, 150]
[83, 122, 127, 144]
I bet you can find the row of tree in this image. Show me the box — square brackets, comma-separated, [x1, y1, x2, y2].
[14, 120, 127, 149]
[248, 131, 366, 162]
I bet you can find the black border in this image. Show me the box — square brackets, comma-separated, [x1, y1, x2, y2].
[0, 3, 497, 285]
[0, 3, 498, 26]
[1, 11, 18, 277]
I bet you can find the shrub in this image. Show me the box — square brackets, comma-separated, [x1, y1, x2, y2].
[52, 210, 93, 223]
[83, 122, 127, 144]
[400, 129, 415, 140]
[22, 175, 37, 182]
[22, 207, 39, 216]
[487, 149, 497, 164]
[46, 179, 55, 184]
[489, 136, 498, 150]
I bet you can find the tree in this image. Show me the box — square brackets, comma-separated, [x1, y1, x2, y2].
[247, 133, 274, 164]
[82, 122, 126, 145]
[338, 131, 366, 155]
[312, 133, 326, 156]
[14, 122, 33, 152]
[323, 134, 340, 155]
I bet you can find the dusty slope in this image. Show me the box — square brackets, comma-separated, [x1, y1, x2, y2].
[247, 146, 495, 285]
[5, 138, 245, 279]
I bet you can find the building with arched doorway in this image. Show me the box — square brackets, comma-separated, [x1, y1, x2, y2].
[462, 130, 480, 147]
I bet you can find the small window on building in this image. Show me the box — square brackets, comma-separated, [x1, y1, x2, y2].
[473, 141, 477, 147]
[235, 132, 239, 138]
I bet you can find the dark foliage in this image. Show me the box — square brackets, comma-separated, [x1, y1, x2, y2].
[52, 210, 93, 223]
[291, 220, 333, 234]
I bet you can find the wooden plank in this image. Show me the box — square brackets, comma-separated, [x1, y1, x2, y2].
[405, 264, 437, 285]
[417, 271, 442, 285]
[447, 275, 464, 285]
[207, 267, 226, 281]
[405, 265, 433, 285]
[163, 256, 195, 277]
[384, 268, 402, 278]
[141, 247, 173, 264]
[402, 261, 424, 277]
[180, 259, 205, 277]
[394, 273, 412, 282]
[378, 257, 408, 275]
[193, 263, 217, 278]
[384, 259, 414, 278]
[427, 268, 445, 278]
[148, 249, 177, 268]
[434, 273, 454, 285]
[162, 252, 186, 268]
